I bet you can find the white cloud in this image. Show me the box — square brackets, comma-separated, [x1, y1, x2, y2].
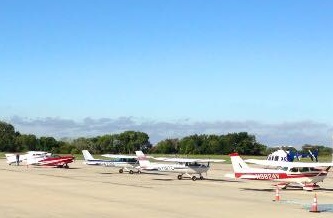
[6, 116, 333, 148]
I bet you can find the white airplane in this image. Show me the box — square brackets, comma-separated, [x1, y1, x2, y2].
[82, 150, 140, 174]
[228, 153, 333, 191]
[5, 151, 51, 165]
[135, 151, 225, 181]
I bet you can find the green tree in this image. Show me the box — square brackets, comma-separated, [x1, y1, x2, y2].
[38, 137, 59, 152]
[96, 135, 114, 153]
[72, 137, 97, 153]
[15, 134, 38, 151]
[0, 121, 17, 151]
[153, 139, 178, 154]
[117, 131, 151, 154]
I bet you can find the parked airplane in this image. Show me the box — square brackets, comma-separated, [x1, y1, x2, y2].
[135, 151, 225, 181]
[27, 154, 75, 168]
[228, 153, 333, 191]
[82, 150, 140, 174]
[5, 151, 52, 165]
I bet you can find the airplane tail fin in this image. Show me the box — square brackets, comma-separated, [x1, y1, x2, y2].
[82, 150, 95, 161]
[135, 151, 151, 167]
[229, 153, 250, 175]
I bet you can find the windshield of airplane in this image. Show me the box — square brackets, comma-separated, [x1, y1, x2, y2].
[289, 167, 321, 173]
[277, 167, 288, 171]
[115, 158, 137, 163]
[51, 154, 61, 158]
[185, 162, 206, 167]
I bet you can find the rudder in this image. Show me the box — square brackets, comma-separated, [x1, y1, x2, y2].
[135, 151, 151, 168]
[229, 153, 250, 173]
[82, 150, 95, 161]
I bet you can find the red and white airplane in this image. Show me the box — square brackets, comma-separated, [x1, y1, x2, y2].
[27, 154, 75, 168]
[136, 151, 225, 181]
[228, 153, 333, 191]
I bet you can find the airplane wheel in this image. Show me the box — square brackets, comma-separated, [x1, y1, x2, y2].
[200, 176, 204, 180]
[177, 175, 182, 180]
[138, 170, 141, 174]
[129, 170, 134, 174]
[119, 169, 123, 173]
[64, 165, 69, 169]
[192, 176, 197, 181]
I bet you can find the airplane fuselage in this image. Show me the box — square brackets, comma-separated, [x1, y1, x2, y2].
[235, 167, 327, 184]
[158, 164, 209, 174]
[30, 155, 75, 167]
[84, 159, 138, 168]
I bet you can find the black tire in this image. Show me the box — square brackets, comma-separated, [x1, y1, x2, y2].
[200, 176, 204, 180]
[129, 170, 134, 174]
[192, 176, 197, 181]
[177, 175, 182, 180]
[119, 169, 123, 173]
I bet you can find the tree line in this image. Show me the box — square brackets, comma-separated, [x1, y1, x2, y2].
[0, 121, 151, 154]
[0, 121, 332, 156]
[151, 132, 266, 155]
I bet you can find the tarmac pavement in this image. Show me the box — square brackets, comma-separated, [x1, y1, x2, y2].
[0, 160, 332, 218]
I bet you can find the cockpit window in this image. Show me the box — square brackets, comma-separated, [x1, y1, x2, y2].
[300, 167, 309, 172]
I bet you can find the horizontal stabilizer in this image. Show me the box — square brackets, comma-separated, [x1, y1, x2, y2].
[239, 174, 258, 179]
[224, 173, 236, 179]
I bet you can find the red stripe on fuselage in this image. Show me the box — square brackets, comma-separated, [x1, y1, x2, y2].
[235, 172, 326, 180]
[39, 156, 74, 166]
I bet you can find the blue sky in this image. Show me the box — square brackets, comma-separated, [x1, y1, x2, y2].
[1, 1, 332, 146]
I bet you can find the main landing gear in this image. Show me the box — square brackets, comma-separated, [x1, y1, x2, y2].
[177, 174, 204, 181]
[303, 183, 320, 191]
[119, 168, 141, 174]
[57, 164, 69, 169]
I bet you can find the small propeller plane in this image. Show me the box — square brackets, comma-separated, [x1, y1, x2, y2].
[5, 151, 52, 165]
[135, 151, 225, 181]
[82, 150, 140, 174]
[228, 153, 333, 191]
[26, 154, 75, 168]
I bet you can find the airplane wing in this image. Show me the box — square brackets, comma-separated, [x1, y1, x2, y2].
[196, 159, 225, 163]
[102, 154, 137, 159]
[279, 162, 333, 168]
[244, 159, 282, 166]
[245, 159, 333, 168]
[153, 157, 225, 163]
